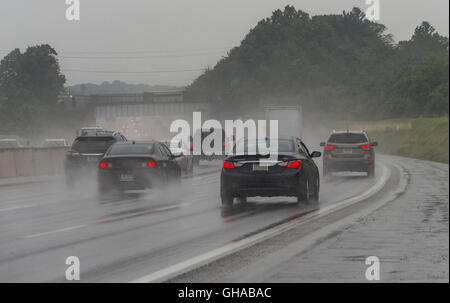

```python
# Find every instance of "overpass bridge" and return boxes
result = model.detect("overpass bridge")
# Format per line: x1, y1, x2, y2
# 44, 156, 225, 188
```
60, 91, 211, 140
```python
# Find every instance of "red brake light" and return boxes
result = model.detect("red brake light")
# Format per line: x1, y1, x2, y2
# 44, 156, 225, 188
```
223, 161, 243, 169
99, 160, 113, 169
141, 158, 156, 168
325, 145, 336, 150
359, 144, 371, 150
279, 160, 302, 169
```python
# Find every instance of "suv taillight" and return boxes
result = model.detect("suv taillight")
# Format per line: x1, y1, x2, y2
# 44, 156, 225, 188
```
359, 144, 371, 150
99, 159, 113, 169
325, 145, 336, 150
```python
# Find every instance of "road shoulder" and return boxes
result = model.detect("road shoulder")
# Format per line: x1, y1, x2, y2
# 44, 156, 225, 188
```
259, 157, 449, 282
170, 157, 449, 282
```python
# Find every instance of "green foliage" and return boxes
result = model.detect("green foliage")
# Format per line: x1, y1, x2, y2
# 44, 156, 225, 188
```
0, 44, 66, 136
395, 54, 449, 117
370, 117, 449, 163
187, 6, 449, 120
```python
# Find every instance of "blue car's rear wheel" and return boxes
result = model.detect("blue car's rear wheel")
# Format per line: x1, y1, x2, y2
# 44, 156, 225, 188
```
298, 178, 319, 204
221, 191, 234, 207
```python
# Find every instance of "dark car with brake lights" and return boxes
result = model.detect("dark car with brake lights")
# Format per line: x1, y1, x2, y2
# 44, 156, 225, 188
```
320, 130, 378, 177
97, 141, 182, 194
220, 137, 321, 207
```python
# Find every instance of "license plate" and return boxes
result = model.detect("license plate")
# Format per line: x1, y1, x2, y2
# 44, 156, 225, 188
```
87, 156, 98, 162
342, 149, 353, 154
120, 174, 134, 182
253, 164, 268, 172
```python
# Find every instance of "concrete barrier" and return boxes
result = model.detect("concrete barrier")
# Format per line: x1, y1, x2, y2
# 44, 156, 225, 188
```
0, 147, 67, 179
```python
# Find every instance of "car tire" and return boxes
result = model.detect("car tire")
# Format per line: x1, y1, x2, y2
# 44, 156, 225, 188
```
323, 166, 328, 177
221, 191, 234, 207
367, 164, 375, 178
98, 184, 109, 195
297, 178, 310, 204
310, 177, 319, 204
236, 196, 247, 204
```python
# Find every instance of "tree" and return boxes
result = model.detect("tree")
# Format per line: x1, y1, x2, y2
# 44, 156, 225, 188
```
396, 54, 449, 117
0, 44, 66, 135
397, 21, 449, 69
186, 6, 449, 120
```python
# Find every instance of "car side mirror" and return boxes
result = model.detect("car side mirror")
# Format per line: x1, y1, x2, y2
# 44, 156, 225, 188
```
310, 151, 322, 158
371, 141, 378, 147
319, 142, 326, 147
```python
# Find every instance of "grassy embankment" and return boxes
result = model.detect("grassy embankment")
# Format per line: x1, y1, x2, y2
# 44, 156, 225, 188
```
335, 117, 449, 163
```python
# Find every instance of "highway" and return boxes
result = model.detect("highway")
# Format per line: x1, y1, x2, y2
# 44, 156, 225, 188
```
0, 155, 447, 282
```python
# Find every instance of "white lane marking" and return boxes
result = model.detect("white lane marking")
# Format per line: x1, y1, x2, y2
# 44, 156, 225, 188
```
149, 203, 192, 213
0, 204, 34, 213
25, 225, 87, 239
153, 202, 192, 212
23, 202, 192, 238
130, 164, 391, 283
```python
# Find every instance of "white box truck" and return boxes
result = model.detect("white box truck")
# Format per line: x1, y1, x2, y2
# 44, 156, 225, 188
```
265, 106, 303, 139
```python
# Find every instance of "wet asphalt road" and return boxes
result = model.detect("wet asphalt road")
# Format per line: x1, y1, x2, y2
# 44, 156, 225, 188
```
0, 156, 446, 282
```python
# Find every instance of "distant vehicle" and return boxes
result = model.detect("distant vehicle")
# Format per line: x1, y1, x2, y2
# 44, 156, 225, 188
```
98, 141, 181, 194
192, 128, 227, 165
41, 139, 68, 148
220, 137, 321, 207
0, 139, 21, 148
76, 127, 105, 137
160, 139, 194, 175
65, 129, 127, 187
265, 106, 303, 139
320, 130, 378, 178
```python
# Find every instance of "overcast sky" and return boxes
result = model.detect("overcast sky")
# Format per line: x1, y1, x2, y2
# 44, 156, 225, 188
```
0, 0, 448, 86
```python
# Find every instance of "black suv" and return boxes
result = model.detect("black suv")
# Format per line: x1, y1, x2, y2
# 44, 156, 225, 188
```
65, 129, 127, 186
320, 130, 378, 177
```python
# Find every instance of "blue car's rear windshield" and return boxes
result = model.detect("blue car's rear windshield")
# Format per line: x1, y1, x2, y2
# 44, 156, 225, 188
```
108, 143, 155, 155
234, 139, 294, 154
